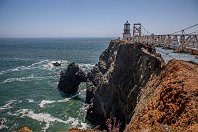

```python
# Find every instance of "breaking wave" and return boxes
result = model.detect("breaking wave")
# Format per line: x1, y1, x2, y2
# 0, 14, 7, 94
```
0, 60, 47, 75
1, 74, 45, 84
27, 99, 35, 103
0, 100, 16, 111
17, 109, 88, 132
39, 100, 56, 108
0, 60, 68, 75
79, 63, 95, 72
0, 118, 7, 130
38, 95, 77, 108
0, 59, 94, 76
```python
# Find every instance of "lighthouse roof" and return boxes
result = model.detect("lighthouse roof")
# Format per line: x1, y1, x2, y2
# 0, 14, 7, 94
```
125, 21, 130, 25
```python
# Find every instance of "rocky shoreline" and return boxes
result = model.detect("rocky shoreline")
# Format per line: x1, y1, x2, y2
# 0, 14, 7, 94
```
59, 40, 198, 131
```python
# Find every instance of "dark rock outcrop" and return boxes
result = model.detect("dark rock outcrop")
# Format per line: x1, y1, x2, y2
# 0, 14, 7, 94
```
52, 62, 61, 66
85, 40, 164, 130
58, 62, 87, 94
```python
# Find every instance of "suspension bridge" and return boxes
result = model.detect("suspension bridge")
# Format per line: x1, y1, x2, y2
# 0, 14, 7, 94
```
122, 22, 198, 55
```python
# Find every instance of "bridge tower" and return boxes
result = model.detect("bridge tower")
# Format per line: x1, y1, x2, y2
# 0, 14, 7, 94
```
123, 21, 131, 40
133, 23, 141, 36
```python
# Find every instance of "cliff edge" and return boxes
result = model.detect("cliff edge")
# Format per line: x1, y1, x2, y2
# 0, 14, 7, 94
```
85, 40, 164, 130
64, 40, 198, 131
125, 59, 198, 131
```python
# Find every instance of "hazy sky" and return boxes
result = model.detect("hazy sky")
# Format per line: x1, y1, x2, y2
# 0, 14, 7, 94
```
0, 0, 198, 38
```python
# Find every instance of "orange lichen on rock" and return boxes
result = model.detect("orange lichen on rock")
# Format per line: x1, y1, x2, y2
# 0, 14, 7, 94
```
125, 59, 198, 132
16, 127, 32, 132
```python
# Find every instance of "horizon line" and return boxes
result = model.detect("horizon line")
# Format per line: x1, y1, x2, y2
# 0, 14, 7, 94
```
0, 36, 117, 39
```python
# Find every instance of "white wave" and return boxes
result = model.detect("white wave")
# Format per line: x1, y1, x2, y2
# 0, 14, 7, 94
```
27, 99, 35, 103
0, 63, 42, 75
42, 60, 68, 70
79, 121, 88, 129
1, 74, 45, 84
10, 57, 34, 61
0, 60, 50, 75
0, 66, 29, 75
0, 100, 16, 111
0, 118, 8, 130
0, 60, 92, 75
39, 100, 55, 108
30, 60, 49, 67
80, 104, 89, 113
17, 109, 79, 132
39, 98, 70, 108
71, 119, 79, 127
57, 98, 70, 103
79, 63, 95, 72
0, 67, 19, 75
38, 94, 78, 108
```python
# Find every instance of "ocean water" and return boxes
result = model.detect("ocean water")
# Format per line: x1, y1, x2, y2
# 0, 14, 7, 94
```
0, 38, 111, 131
156, 47, 198, 64
0, 38, 197, 132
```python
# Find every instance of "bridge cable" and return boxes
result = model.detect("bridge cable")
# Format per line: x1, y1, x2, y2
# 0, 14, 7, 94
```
141, 25, 153, 35
171, 24, 198, 34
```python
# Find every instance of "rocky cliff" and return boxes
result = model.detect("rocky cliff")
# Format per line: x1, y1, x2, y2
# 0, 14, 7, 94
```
125, 59, 198, 131
85, 40, 164, 130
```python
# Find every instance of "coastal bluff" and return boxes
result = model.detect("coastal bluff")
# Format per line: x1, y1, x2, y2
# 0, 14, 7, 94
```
85, 40, 164, 130
84, 40, 198, 131
65, 40, 198, 131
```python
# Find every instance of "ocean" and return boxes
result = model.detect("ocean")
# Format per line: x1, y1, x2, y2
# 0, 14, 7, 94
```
0, 38, 111, 131
0, 38, 197, 132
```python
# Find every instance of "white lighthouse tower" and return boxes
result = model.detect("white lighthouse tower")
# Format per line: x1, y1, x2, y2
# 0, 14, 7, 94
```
123, 21, 131, 40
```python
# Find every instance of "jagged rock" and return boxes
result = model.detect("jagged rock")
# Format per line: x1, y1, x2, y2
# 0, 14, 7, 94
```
58, 62, 87, 94
85, 40, 164, 130
85, 83, 96, 104
52, 62, 61, 66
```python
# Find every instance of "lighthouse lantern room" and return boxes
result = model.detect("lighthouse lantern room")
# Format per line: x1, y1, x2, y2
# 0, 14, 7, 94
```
123, 21, 131, 40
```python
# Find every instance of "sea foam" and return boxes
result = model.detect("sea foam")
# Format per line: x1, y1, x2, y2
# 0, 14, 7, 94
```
1, 74, 45, 84
42, 60, 68, 71
0, 60, 51, 75
0, 100, 16, 111
39, 100, 56, 108
0, 118, 7, 130
79, 63, 95, 72
27, 99, 35, 103
17, 109, 80, 132
38, 97, 71, 108
0, 60, 94, 75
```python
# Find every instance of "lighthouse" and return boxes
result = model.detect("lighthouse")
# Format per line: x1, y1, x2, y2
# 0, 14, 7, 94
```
123, 21, 131, 40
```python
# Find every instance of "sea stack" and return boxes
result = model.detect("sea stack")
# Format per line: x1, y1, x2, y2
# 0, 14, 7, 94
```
58, 62, 87, 94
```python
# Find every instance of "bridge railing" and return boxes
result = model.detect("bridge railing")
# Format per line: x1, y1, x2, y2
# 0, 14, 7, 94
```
129, 34, 198, 54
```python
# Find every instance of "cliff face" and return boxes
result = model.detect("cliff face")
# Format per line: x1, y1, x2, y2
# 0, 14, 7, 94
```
125, 59, 198, 132
86, 40, 164, 130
